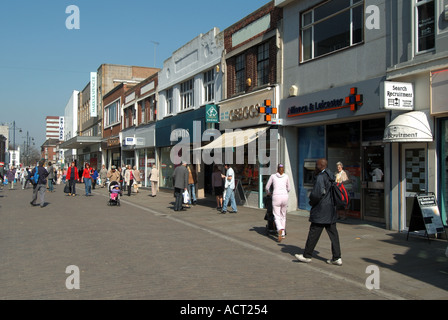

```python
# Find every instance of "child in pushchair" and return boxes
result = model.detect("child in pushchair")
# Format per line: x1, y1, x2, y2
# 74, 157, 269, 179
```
263, 194, 276, 235
108, 181, 122, 206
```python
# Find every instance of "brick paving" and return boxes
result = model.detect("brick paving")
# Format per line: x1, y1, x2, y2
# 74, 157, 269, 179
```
0, 183, 447, 302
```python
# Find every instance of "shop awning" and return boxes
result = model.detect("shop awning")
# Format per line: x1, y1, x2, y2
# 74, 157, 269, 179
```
59, 136, 102, 149
383, 111, 433, 143
199, 126, 269, 150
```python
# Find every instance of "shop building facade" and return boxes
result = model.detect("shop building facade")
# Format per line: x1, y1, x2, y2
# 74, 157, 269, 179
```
277, 0, 448, 231
157, 27, 224, 197
120, 73, 159, 188
213, 1, 283, 208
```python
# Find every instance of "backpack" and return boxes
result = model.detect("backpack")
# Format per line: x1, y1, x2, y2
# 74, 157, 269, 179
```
325, 171, 349, 208
30, 166, 40, 185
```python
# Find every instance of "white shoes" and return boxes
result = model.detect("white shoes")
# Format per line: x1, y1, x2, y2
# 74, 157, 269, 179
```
295, 254, 343, 266
295, 254, 312, 263
326, 258, 343, 266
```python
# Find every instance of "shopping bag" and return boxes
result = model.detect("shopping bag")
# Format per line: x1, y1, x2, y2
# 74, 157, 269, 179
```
183, 190, 190, 204
4, 178, 8, 185
64, 181, 70, 194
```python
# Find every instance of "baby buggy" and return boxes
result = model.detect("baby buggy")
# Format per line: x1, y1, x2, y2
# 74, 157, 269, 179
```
108, 181, 122, 206
263, 194, 276, 235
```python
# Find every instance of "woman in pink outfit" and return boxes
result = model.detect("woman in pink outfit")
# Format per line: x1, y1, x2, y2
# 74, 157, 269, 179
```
265, 164, 291, 242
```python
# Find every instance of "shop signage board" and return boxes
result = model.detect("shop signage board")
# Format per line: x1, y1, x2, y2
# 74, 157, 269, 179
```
383, 81, 414, 110
90, 72, 98, 117
205, 104, 219, 123
407, 193, 447, 242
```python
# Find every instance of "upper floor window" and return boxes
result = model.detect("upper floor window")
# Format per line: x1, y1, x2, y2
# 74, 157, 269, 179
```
235, 54, 246, 93
180, 78, 194, 110
204, 69, 215, 103
166, 88, 173, 115
301, 0, 364, 62
257, 42, 270, 86
415, 0, 435, 53
105, 100, 120, 127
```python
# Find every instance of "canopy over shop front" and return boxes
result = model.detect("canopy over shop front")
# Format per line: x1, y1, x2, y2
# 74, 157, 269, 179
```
199, 126, 269, 150
383, 111, 433, 143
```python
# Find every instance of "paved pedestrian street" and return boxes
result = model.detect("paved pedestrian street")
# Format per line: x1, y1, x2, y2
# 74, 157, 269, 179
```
1, 185, 447, 305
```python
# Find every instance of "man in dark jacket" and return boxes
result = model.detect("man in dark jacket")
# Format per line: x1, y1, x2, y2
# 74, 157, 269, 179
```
30, 160, 49, 208
172, 161, 188, 211
295, 158, 342, 266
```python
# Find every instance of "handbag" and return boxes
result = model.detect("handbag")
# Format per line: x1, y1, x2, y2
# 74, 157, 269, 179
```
64, 181, 70, 193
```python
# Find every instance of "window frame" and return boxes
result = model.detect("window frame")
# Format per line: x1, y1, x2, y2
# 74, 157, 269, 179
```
235, 53, 246, 94
300, 0, 364, 63
166, 88, 173, 115
257, 42, 270, 86
415, 0, 435, 54
203, 69, 215, 103
180, 78, 194, 111
104, 99, 121, 128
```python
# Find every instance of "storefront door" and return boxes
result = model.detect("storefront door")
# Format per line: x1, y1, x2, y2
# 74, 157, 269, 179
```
402, 144, 427, 229
362, 143, 385, 222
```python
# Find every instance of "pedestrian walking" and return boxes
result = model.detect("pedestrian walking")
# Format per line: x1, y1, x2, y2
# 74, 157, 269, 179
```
65, 161, 80, 196
125, 165, 135, 196
47, 162, 55, 192
6, 166, 16, 190
149, 164, 159, 197
172, 161, 188, 211
99, 164, 108, 188
212, 165, 223, 210
30, 160, 49, 208
24, 167, 32, 188
20, 167, 28, 189
295, 158, 342, 266
92, 167, 98, 190
265, 164, 291, 242
335, 161, 350, 220
132, 166, 141, 194
81, 163, 93, 196
187, 164, 198, 205
221, 164, 238, 214
107, 165, 121, 184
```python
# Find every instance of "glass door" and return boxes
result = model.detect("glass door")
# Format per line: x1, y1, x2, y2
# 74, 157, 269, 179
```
362, 143, 385, 222
402, 144, 427, 229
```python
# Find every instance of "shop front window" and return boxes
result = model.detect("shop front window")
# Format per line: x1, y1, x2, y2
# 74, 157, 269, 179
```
440, 119, 448, 226
160, 147, 174, 188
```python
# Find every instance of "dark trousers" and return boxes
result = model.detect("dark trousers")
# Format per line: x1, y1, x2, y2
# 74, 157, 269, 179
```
174, 187, 183, 211
69, 179, 76, 194
303, 222, 341, 260
127, 179, 133, 196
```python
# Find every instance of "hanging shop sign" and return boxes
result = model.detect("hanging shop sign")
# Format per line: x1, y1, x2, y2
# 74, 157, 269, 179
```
383, 81, 414, 110
90, 72, 98, 117
206, 104, 220, 123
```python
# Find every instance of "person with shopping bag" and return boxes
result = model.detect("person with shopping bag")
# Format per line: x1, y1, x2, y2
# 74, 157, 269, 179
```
172, 161, 188, 212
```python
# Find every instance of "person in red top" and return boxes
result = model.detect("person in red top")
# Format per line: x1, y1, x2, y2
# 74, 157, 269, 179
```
81, 163, 93, 196
65, 161, 80, 196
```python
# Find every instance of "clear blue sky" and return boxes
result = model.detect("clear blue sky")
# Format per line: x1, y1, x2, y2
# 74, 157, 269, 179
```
0, 0, 270, 149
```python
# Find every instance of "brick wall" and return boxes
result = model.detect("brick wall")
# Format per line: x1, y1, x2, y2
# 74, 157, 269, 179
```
224, 1, 282, 98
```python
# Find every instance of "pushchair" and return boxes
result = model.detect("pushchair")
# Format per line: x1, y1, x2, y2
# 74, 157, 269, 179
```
263, 194, 276, 236
108, 181, 122, 206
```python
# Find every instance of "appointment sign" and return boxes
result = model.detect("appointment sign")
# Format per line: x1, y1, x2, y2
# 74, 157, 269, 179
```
90, 72, 98, 117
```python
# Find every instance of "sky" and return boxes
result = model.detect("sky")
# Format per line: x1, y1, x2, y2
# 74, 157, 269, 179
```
0, 0, 270, 149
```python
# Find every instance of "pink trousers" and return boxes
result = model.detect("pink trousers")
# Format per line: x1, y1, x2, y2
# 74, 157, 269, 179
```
272, 195, 288, 233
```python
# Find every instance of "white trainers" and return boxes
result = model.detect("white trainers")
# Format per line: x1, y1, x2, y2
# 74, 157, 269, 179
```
326, 258, 342, 266
295, 254, 312, 263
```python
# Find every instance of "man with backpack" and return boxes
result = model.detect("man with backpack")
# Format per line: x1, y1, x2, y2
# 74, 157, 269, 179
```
295, 158, 342, 266
30, 160, 49, 208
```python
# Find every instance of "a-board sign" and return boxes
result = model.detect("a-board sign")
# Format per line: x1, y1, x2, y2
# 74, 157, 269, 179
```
407, 193, 447, 241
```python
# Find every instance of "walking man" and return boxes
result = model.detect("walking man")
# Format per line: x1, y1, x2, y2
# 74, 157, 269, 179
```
30, 160, 49, 208
221, 163, 238, 214
295, 158, 342, 266
149, 164, 159, 197
172, 161, 188, 211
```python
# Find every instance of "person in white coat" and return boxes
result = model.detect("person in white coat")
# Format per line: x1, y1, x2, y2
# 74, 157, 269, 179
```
265, 164, 291, 242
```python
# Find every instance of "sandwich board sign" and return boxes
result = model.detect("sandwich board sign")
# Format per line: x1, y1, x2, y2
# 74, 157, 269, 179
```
407, 193, 447, 242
